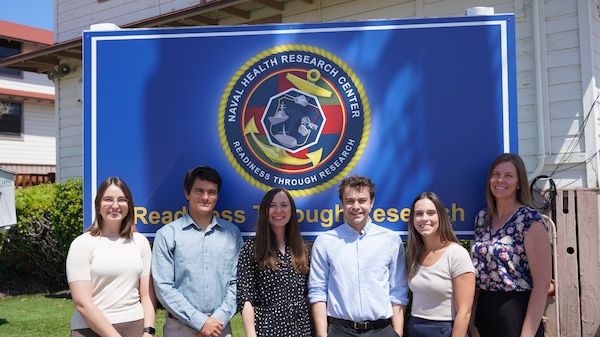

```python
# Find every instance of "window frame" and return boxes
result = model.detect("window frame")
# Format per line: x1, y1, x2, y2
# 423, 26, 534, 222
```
0, 100, 23, 136
0, 39, 23, 77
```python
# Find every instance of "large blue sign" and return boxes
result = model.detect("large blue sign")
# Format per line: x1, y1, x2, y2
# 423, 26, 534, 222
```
83, 15, 517, 239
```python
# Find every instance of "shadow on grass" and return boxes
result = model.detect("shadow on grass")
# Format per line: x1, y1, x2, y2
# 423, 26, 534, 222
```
0, 268, 68, 297
0, 318, 7, 326
45, 291, 71, 300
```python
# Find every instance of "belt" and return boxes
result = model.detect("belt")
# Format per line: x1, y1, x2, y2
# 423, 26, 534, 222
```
327, 316, 391, 330
167, 312, 211, 320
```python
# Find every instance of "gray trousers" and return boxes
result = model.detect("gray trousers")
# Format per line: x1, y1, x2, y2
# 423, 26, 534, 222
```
71, 319, 144, 337
163, 315, 232, 337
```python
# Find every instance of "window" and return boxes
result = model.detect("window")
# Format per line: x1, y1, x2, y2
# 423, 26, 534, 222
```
0, 39, 22, 77
0, 101, 22, 135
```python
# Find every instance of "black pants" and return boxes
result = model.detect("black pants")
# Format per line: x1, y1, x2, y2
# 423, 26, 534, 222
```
475, 290, 544, 337
328, 322, 399, 337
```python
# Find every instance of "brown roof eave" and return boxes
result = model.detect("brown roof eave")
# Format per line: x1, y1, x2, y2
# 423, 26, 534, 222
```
122, 0, 251, 28
0, 38, 82, 73
0, 0, 290, 74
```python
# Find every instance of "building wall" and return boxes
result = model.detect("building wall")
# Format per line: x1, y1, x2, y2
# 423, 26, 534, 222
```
54, 0, 599, 191
542, 0, 588, 186
0, 36, 56, 174
55, 73, 82, 180
594, 0, 600, 82
1, 38, 56, 90
57, 0, 192, 42
0, 75, 54, 95
586, 0, 600, 189
0, 100, 56, 165
0, 164, 55, 175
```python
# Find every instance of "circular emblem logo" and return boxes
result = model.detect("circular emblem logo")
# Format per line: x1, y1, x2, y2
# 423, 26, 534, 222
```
219, 44, 370, 196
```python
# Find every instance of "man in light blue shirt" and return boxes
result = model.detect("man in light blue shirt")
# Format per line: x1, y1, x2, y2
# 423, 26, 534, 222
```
309, 175, 409, 337
153, 166, 243, 337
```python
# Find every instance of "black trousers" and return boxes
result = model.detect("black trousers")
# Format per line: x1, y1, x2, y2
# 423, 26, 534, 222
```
328, 322, 399, 337
475, 290, 544, 337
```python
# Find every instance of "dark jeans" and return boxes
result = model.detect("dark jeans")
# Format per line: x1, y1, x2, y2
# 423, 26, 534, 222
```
475, 290, 544, 337
408, 316, 454, 337
328, 322, 399, 337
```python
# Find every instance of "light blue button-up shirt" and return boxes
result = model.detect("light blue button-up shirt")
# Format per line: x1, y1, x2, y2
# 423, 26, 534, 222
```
152, 212, 243, 331
308, 221, 409, 322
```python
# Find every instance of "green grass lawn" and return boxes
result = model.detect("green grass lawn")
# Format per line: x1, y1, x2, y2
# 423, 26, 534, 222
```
0, 293, 245, 337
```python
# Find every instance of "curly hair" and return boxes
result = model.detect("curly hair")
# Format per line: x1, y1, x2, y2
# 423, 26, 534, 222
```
337, 175, 375, 202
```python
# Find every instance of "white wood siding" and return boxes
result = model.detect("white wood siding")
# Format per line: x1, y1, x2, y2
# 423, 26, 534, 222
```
589, 0, 600, 189
0, 101, 55, 165
0, 38, 56, 171
55, 72, 83, 180
56, 0, 201, 42
0, 40, 55, 93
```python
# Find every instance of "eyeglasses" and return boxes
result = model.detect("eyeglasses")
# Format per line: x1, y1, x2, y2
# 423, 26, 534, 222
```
101, 197, 128, 205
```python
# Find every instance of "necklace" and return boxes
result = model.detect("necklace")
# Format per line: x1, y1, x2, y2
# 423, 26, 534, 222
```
492, 205, 521, 231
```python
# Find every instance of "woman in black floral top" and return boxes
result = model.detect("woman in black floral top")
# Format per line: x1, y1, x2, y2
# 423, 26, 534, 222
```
237, 187, 312, 337
468, 153, 552, 337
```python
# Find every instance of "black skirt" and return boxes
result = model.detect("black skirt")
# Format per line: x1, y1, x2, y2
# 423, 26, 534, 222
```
475, 290, 544, 337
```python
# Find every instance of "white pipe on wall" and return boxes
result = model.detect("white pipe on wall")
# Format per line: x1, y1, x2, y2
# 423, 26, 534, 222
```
542, 215, 560, 336
529, 0, 548, 180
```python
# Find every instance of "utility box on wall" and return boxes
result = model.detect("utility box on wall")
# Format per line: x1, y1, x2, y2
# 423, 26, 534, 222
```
0, 167, 17, 230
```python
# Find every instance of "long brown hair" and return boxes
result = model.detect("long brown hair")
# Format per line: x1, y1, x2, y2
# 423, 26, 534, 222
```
254, 187, 309, 274
485, 153, 533, 223
407, 192, 460, 279
87, 177, 136, 238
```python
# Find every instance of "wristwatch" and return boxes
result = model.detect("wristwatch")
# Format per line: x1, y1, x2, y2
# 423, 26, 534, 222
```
143, 327, 156, 336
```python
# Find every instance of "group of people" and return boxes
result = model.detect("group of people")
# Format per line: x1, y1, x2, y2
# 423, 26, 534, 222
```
65, 153, 552, 337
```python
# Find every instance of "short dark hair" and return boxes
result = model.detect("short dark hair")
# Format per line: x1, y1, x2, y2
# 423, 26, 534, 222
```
337, 175, 375, 202
183, 166, 222, 194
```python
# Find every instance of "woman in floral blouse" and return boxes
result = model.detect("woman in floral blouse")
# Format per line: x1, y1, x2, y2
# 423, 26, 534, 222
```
468, 153, 552, 337
237, 187, 312, 337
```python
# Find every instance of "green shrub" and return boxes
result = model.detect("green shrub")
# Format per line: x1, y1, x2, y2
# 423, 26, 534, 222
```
51, 178, 84, 267
0, 178, 82, 289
